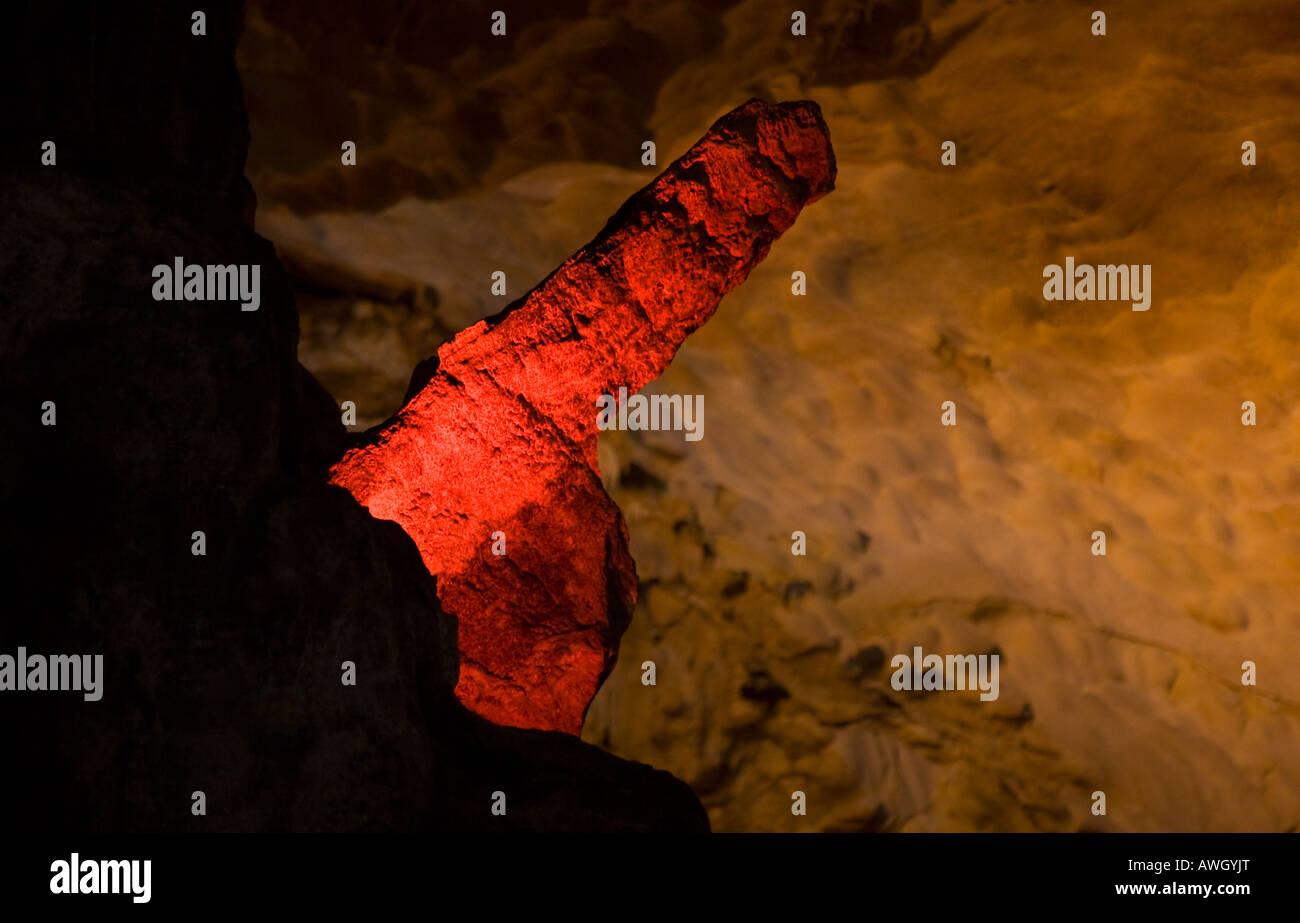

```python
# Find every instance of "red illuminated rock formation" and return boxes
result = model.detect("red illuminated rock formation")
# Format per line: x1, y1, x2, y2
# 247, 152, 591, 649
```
329, 99, 835, 733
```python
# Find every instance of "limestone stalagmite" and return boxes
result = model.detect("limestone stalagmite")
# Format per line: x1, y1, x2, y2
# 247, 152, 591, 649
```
329, 99, 836, 733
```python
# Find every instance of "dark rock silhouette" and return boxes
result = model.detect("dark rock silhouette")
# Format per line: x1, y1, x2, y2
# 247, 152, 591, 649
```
0, 1, 705, 832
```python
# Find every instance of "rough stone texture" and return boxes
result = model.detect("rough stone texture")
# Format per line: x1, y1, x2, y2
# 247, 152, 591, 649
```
0, 1, 707, 833
240, 0, 932, 433
236, 0, 911, 214
330, 100, 836, 733
247, 0, 1300, 832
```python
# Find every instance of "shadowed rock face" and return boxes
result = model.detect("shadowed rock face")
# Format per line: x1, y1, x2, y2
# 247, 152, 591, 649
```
236, 0, 897, 213
0, 1, 706, 832
330, 100, 836, 733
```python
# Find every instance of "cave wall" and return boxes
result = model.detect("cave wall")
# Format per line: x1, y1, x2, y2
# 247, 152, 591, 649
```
0, 1, 706, 832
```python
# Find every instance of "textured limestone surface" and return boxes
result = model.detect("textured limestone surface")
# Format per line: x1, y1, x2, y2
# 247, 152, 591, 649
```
329, 100, 835, 733
243, 0, 1300, 831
